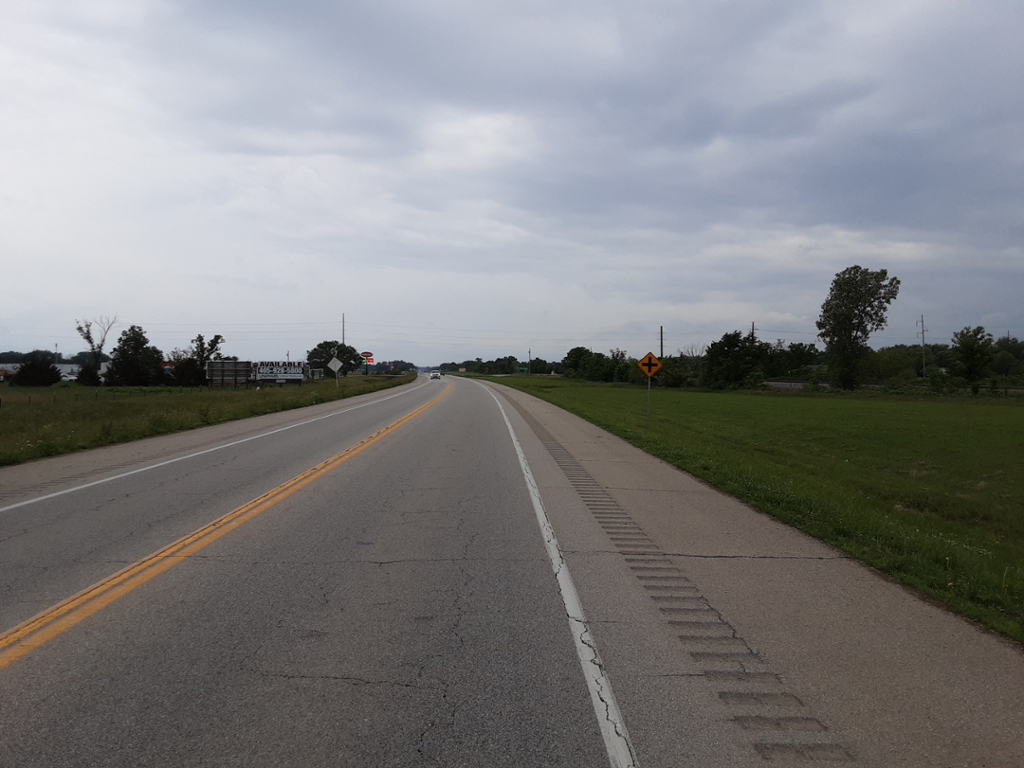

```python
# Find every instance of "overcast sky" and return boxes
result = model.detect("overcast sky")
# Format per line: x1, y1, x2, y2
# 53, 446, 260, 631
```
2, 1, 1021, 366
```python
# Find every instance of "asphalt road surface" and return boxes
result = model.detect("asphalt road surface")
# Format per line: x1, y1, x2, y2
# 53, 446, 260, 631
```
1, 375, 1021, 767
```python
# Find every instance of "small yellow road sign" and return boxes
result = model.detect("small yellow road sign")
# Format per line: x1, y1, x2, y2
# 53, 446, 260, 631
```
638, 352, 662, 377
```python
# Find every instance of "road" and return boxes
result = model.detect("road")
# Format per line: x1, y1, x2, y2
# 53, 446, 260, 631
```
0, 375, 1021, 767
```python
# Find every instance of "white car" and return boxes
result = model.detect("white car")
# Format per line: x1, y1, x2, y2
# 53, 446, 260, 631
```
429, 370, 441, 379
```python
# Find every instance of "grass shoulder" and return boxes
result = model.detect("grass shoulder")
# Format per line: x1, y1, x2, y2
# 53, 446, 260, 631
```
0, 374, 417, 467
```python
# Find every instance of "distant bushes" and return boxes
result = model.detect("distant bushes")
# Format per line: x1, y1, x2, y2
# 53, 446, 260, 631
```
11, 353, 62, 387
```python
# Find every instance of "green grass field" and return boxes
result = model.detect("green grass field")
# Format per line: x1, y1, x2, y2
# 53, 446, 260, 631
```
0, 374, 416, 467
495, 377, 1024, 644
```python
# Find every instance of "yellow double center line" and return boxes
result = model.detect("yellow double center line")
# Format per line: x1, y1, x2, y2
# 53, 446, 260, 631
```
0, 381, 452, 671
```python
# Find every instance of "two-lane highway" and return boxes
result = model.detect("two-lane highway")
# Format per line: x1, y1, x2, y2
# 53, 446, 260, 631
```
2, 374, 1023, 767
0, 376, 617, 767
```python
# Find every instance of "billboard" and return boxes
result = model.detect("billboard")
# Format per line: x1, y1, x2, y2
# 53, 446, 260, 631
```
206, 360, 253, 386
253, 361, 306, 381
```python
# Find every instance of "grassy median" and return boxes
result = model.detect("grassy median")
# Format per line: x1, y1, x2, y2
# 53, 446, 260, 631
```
0, 374, 416, 467
495, 377, 1024, 644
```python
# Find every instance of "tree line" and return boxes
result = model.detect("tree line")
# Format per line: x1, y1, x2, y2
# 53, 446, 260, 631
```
438, 357, 561, 375
6, 269, 1019, 391
4, 323, 415, 387
433, 265, 1020, 393
5, 319, 238, 387
556, 329, 1022, 391
558, 266, 1023, 391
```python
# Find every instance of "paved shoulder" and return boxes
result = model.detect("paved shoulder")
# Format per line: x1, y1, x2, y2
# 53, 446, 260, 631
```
492, 382, 1024, 768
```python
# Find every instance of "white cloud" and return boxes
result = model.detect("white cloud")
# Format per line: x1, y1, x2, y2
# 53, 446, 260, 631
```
413, 109, 538, 173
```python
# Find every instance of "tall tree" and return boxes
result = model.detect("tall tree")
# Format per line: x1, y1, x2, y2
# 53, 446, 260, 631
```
528, 357, 551, 374
191, 334, 225, 368
105, 325, 165, 386
992, 335, 1023, 376
307, 340, 362, 377
951, 326, 994, 381
173, 333, 226, 386
562, 347, 593, 378
816, 266, 901, 389
701, 330, 772, 388
75, 316, 118, 386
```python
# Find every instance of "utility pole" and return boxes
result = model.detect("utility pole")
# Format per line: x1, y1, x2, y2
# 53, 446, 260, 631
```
917, 316, 928, 377
660, 326, 664, 358
342, 313, 346, 346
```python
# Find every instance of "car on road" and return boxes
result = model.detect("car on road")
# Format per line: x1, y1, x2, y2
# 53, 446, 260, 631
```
430, 370, 441, 379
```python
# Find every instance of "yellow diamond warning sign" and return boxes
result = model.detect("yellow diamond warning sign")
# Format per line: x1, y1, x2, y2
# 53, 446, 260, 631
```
638, 352, 662, 378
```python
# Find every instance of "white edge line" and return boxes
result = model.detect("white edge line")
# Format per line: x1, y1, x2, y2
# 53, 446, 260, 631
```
480, 382, 639, 768
0, 380, 430, 515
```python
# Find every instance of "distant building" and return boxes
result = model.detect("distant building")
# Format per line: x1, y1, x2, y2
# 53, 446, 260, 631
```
56, 364, 81, 380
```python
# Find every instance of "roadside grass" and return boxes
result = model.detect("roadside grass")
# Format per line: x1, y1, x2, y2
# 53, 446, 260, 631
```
0, 374, 416, 467
495, 377, 1024, 644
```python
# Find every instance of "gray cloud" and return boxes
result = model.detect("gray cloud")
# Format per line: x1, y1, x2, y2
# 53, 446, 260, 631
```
1, 1, 1021, 365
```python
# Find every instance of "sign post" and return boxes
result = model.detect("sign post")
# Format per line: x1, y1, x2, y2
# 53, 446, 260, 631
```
638, 352, 662, 428
360, 351, 373, 376
327, 357, 342, 388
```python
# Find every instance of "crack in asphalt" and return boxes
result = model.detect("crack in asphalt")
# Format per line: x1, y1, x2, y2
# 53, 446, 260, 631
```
658, 673, 706, 679
413, 512, 473, 764
0, 528, 30, 546
164, 555, 530, 565
575, 619, 633, 747
660, 551, 849, 561
312, 567, 334, 608
255, 670, 443, 689
483, 384, 640, 768
548, 526, 638, 764
562, 548, 848, 561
